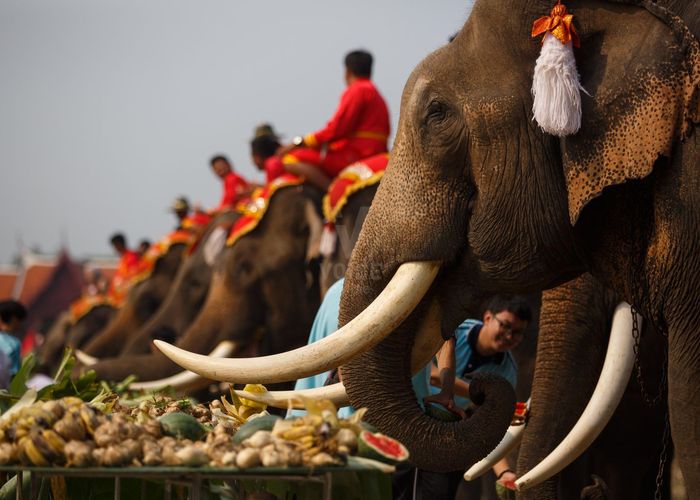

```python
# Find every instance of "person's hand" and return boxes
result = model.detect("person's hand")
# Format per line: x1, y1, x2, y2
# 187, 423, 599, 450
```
276, 143, 297, 157
423, 392, 466, 419
496, 469, 517, 490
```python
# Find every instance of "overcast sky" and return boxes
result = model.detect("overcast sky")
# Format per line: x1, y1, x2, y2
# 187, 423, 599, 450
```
0, 0, 472, 264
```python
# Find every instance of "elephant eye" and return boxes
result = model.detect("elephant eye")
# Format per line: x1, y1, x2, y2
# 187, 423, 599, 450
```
426, 99, 447, 122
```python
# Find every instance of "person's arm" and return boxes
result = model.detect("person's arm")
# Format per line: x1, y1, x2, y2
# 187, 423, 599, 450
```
493, 457, 516, 488
429, 360, 471, 398
276, 86, 364, 158
310, 85, 364, 145
422, 337, 465, 418
284, 163, 331, 191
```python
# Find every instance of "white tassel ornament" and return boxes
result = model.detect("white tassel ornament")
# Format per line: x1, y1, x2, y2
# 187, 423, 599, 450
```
531, 2, 584, 137
319, 224, 337, 258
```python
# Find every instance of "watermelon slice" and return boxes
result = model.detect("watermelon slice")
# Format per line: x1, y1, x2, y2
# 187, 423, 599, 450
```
357, 431, 410, 464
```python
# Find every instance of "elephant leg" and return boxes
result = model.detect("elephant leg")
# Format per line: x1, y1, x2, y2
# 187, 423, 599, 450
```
668, 327, 700, 498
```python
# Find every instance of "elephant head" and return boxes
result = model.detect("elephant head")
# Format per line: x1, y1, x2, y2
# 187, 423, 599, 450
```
89, 185, 324, 384
332, 0, 699, 474
80, 240, 190, 357
38, 304, 116, 372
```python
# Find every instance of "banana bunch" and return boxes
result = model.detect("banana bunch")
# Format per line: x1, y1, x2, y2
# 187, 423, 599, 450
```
271, 414, 342, 466
0, 397, 104, 466
221, 385, 269, 424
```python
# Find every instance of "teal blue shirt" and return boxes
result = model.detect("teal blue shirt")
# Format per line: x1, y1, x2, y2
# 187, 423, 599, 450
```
0, 332, 21, 376
428, 319, 517, 409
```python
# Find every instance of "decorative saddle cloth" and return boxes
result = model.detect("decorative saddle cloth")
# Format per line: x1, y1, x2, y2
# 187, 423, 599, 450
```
319, 153, 389, 256
226, 174, 304, 248
130, 229, 195, 286
69, 294, 114, 325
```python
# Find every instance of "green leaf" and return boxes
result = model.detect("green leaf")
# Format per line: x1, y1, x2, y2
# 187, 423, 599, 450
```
52, 347, 74, 381
9, 354, 36, 397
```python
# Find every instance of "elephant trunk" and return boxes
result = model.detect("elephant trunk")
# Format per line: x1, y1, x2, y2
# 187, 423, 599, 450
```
81, 301, 141, 357
516, 274, 613, 500
343, 315, 515, 471
91, 273, 234, 382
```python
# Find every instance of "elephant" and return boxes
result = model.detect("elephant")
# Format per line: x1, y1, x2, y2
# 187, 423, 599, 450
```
80, 235, 193, 358
107, 211, 239, 357
38, 304, 115, 371
88, 184, 325, 385
325, 0, 700, 487
516, 273, 669, 500
319, 185, 377, 295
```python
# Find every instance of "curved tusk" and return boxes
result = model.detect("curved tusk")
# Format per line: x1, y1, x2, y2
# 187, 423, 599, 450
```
155, 261, 440, 384
516, 302, 636, 491
75, 350, 98, 366
237, 299, 444, 409
130, 341, 238, 391
235, 384, 349, 409
464, 399, 531, 481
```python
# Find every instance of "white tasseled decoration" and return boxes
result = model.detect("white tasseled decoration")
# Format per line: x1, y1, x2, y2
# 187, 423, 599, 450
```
531, 32, 584, 137
319, 224, 337, 258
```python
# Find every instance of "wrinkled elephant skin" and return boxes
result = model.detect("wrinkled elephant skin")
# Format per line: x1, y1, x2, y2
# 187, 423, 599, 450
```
517, 273, 668, 499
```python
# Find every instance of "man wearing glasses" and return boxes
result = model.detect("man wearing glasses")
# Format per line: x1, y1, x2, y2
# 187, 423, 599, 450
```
421, 295, 532, 499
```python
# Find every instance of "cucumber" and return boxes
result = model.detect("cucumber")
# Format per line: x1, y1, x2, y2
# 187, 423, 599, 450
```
232, 415, 281, 445
158, 412, 208, 441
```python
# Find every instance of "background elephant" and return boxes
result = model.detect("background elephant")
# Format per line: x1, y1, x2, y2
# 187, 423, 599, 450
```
38, 304, 115, 371
319, 185, 377, 295
116, 211, 239, 357
516, 273, 669, 500
80, 237, 192, 357
334, 0, 700, 492
89, 185, 324, 384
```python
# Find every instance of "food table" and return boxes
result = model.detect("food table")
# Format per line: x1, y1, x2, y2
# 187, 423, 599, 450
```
0, 456, 394, 500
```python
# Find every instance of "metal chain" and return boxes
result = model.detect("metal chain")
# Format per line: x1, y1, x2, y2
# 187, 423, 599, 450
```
654, 412, 671, 500
630, 306, 670, 499
630, 306, 668, 407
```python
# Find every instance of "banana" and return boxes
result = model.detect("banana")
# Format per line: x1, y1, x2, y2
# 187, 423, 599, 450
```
296, 435, 315, 446
31, 432, 60, 464
282, 426, 315, 440
42, 429, 66, 456
79, 406, 98, 435
21, 437, 49, 466
60, 397, 84, 409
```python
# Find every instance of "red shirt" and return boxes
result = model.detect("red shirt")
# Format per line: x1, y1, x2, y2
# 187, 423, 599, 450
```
117, 250, 141, 277
306, 78, 390, 158
217, 171, 248, 210
264, 156, 286, 184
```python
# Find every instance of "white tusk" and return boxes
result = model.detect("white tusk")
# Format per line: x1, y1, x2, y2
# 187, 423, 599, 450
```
130, 341, 237, 391
235, 384, 349, 409
75, 350, 98, 366
237, 299, 444, 409
155, 261, 440, 384
516, 302, 636, 491
464, 399, 531, 481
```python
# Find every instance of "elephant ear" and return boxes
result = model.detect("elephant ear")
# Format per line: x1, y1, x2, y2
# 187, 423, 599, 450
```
562, 7, 700, 225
